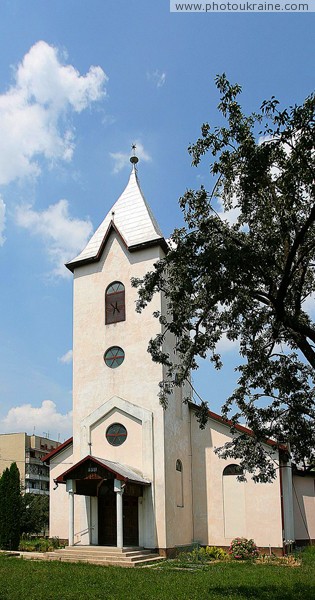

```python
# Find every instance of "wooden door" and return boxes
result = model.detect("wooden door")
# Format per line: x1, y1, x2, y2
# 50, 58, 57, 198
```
123, 495, 139, 546
98, 488, 116, 546
98, 489, 139, 546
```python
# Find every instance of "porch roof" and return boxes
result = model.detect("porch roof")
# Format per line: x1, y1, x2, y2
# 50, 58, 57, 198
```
55, 454, 151, 486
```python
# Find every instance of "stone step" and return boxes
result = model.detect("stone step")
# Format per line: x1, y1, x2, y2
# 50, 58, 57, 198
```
47, 552, 157, 562
55, 548, 152, 558
20, 546, 165, 567
48, 553, 161, 562
49, 552, 151, 560
41, 552, 164, 567
131, 556, 165, 566
62, 546, 143, 553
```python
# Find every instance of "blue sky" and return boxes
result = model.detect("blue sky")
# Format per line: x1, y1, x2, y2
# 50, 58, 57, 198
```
0, 0, 313, 441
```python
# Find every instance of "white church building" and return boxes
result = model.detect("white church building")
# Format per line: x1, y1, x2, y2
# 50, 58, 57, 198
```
44, 156, 315, 555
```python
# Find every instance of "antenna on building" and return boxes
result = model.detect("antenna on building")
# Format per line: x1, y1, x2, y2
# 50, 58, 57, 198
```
130, 143, 139, 169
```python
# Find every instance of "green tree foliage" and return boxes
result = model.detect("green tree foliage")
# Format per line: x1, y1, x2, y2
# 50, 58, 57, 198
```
20, 493, 49, 536
133, 76, 315, 481
0, 463, 22, 549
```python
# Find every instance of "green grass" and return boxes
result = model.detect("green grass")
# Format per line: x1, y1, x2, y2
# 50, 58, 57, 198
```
0, 549, 314, 600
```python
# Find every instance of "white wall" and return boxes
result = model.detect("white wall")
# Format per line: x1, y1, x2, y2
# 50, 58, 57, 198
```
69, 233, 170, 548
293, 474, 315, 542
49, 444, 74, 540
190, 413, 284, 549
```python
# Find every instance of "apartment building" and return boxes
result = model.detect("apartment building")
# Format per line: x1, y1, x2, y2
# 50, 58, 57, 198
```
0, 433, 60, 495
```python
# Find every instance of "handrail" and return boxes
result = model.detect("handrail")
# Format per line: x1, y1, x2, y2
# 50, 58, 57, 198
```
74, 525, 95, 536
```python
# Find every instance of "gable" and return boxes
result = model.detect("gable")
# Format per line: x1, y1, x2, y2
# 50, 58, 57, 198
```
80, 396, 154, 480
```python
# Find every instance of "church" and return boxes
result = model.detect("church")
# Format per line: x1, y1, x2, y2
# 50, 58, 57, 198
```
44, 155, 315, 555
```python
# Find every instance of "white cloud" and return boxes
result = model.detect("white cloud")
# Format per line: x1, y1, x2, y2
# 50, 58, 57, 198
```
216, 196, 241, 225
147, 70, 166, 88
0, 40, 107, 185
0, 400, 72, 441
302, 292, 315, 320
216, 333, 239, 354
193, 320, 239, 355
15, 199, 93, 277
59, 349, 73, 364
110, 141, 152, 174
0, 196, 6, 246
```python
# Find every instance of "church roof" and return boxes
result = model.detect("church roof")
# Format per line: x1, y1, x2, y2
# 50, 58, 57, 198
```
66, 165, 166, 272
189, 402, 288, 451
55, 454, 151, 486
41, 437, 73, 464
94, 457, 151, 485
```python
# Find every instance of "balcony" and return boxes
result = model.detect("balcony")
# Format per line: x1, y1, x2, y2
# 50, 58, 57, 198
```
24, 487, 49, 496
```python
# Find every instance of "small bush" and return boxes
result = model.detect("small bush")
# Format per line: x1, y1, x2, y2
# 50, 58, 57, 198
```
18, 536, 64, 553
205, 546, 227, 560
229, 537, 259, 560
178, 545, 227, 564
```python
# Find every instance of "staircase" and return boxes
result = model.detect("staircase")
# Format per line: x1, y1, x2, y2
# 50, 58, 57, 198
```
24, 546, 164, 567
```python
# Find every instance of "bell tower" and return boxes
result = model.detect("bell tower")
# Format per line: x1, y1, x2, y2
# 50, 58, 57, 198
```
49, 153, 193, 551
66, 154, 168, 447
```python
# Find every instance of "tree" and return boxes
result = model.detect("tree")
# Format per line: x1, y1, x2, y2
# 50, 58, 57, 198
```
20, 493, 49, 536
133, 75, 315, 481
0, 463, 22, 549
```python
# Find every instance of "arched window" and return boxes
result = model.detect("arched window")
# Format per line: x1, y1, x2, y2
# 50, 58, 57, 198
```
223, 464, 244, 477
105, 281, 125, 324
222, 464, 246, 538
176, 459, 182, 472
176, 459, 184, 507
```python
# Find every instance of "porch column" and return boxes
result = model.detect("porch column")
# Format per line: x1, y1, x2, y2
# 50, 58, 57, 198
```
114, 479, 124, 549
66, 480, 76, 546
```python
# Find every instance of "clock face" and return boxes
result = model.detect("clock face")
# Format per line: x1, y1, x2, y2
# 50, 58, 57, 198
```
106, 423, 127, 446
104, 346, 125, 368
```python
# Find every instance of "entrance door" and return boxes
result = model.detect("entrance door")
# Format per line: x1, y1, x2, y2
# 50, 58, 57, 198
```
123, 495, 139, 546
98, 486, 116, 546
98, 485, 139, 546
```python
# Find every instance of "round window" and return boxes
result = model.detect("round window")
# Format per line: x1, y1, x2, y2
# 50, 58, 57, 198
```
104, 346, 125, 368
106, 423, 127, 446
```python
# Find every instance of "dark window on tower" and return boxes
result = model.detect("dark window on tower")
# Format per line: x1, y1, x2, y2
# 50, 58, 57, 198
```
176, 459, 184, 507
105, 281, 125, 324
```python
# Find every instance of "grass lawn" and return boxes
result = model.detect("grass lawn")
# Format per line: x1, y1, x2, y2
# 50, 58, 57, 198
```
0, 549, 314, 600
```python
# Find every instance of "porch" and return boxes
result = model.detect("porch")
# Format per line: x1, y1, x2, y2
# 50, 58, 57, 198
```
55, 455, 152, 549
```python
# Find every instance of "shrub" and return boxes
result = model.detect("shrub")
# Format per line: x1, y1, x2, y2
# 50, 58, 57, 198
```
18, 536, 64, 553
229, 537, 259, 560
205, 546, 227, 560
178, 545, 227, 564
0, 463, 22, 550
20, 494, 49, 536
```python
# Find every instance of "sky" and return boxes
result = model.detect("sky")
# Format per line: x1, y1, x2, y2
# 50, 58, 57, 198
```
0, 0, 313, 442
